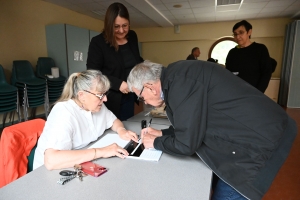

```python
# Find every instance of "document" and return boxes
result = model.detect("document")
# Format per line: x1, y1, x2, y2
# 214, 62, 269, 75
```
88, 134, 129, 149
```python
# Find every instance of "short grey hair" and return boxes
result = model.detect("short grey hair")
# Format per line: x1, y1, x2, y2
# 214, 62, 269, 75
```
127, 60, 163, 91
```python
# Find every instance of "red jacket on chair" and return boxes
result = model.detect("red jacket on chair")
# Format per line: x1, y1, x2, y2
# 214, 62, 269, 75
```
0, 119, 45, 188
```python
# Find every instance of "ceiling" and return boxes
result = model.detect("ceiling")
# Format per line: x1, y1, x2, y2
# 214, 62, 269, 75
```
43, 0, 300, 28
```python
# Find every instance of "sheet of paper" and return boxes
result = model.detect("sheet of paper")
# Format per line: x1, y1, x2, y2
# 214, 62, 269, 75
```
139, 149, 162, 161
88, 134, 130, 149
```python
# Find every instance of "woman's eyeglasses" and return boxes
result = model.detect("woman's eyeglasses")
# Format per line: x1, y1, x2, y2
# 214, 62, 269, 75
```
84, 90, 108, 100
114, 24, 129, 31
137, 86, 145, 102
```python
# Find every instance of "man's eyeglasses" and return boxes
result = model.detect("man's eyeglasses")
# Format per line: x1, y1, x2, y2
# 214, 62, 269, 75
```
84, 90, 108, 100
232, 31, 246, 37
137, 86, 145, 102
114, 24, 129, 31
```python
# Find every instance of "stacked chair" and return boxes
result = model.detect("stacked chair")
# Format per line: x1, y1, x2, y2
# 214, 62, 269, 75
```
0, 65, 21, 128
36, 57, 66, 113
11, 60, 48, 121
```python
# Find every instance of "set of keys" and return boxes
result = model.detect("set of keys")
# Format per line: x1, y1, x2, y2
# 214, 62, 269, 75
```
57, 164, 87, 185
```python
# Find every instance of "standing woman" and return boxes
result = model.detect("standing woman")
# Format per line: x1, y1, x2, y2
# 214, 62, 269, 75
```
87, 2, 143, 120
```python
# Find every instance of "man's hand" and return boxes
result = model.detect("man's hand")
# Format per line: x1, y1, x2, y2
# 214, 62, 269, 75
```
141, 127, 162, 149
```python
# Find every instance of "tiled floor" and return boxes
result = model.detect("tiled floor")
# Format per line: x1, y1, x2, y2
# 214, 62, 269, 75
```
263, 108, 300, 200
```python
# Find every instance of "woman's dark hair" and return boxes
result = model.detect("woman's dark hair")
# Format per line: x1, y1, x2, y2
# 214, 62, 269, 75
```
103, 2, 130, 51
233, 20, 252, 38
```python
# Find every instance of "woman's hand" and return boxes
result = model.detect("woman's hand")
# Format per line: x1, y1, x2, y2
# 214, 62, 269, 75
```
118, 128, 139, 143
99, 143, 129, 159
119, 81, 130, 94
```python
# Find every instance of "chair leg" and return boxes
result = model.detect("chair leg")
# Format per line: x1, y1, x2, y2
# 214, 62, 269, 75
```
2, 112, 7, 129
30, 107, 37, 119
16, 91, 21, 122
44, 84, 49, 118
23, 85, 28, 121
8, 111, 12, 124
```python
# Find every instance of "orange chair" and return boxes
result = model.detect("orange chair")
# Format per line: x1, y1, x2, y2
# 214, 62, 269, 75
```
0, 118, 45, 188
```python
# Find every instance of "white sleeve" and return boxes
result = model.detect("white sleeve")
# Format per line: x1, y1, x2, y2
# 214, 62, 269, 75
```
41, 103, 75, 150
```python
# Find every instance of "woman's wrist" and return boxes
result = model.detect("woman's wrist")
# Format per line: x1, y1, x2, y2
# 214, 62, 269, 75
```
92, 148, 97, 160
116, 127, 126, 134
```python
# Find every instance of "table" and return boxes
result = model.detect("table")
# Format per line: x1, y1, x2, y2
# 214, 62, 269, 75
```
127, 111, 172, 126
0, 121, 212, 200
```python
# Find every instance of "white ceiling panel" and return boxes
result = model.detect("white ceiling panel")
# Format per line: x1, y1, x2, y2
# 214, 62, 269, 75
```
43, 0, 300, 28
237, 8, 261, 14
174, 13, 195, 19
151, 4, 168, 11
266, 0, 296, 7
163, 2, 191, 10
261, 7, 286, 13
177, 18, 197, 23
189, 0, 215, 7
170, 8, 193, 15
192, 6, 216, 14
235, 14, 258, 19
240, 2, 268, 9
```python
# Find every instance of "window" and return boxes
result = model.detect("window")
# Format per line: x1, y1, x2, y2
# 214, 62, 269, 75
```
208, 37, 237, 66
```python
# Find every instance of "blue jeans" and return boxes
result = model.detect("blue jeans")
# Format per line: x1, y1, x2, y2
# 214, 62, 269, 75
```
212, 178, 247, 200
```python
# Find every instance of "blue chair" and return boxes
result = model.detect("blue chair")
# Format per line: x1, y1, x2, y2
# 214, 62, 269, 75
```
0, 64, 21, 128
36, 57, 66, 112
11, 60, 48, 121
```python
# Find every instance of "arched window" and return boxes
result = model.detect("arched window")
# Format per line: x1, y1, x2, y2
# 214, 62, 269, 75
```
208, 37, 237, 66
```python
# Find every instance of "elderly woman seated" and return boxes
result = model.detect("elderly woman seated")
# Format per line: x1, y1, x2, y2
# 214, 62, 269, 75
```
33, 70, 138, 170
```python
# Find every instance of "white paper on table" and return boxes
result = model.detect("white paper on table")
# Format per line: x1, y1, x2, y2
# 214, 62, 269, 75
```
88, 134, 130, 149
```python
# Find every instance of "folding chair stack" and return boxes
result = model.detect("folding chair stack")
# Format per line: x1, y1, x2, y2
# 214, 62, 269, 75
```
36, 57, 66, 112
0, 64, 21, 128
11, 60, 48, 121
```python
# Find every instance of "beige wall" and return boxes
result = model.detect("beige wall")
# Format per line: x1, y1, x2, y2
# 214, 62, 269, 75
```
0, 0, 292, 123
134, 18, 291, 78
0, 0, 103, 80
0, 0, 103, 123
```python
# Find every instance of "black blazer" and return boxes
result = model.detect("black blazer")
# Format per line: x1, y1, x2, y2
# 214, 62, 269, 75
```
186, 54, 196, 60
87, 30, 143, 116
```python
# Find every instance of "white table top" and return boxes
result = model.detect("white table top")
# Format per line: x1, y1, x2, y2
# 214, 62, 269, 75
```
126, 111, 172, 126
0, 121, 212, 200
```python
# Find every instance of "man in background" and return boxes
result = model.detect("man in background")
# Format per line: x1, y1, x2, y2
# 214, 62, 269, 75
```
186, 47, 200, 60
225, 20, 272, 93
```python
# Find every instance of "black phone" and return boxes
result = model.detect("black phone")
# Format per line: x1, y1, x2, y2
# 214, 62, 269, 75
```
124, 140, 145, 157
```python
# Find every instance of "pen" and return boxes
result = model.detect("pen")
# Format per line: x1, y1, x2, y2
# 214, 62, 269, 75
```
147, 118, 152, 134
131, 138, 142, 155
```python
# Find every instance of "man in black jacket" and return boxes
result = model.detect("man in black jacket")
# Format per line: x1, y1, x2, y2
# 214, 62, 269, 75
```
186, 47, 200, 60
127, 60, 297, 200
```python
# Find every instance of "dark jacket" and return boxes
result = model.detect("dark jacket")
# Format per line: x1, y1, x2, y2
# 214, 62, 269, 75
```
154, 60, 297, 199
226, 42, 272, 93
186, 54, 196, 60
86, 30, 143, 116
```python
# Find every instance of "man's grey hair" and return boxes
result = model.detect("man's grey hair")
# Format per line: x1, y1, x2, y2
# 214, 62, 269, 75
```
127, 60, 163, 91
